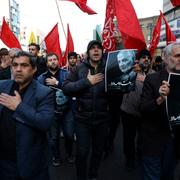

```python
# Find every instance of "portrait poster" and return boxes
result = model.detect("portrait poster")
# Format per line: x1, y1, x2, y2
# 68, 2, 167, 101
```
166, 73, 180, 127
105, 49, 137, 93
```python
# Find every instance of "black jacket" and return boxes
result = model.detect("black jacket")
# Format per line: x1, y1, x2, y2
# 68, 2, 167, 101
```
62, 58, 110, 125
0, 66, 11, 80
140, 69, 172, 155
34, 56, 47, 79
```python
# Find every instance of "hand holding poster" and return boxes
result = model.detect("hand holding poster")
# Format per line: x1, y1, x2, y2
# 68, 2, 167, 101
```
105, 49, 137, 93
167, 73, 180, 127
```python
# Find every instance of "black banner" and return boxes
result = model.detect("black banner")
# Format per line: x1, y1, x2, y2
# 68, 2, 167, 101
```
167, 73, 180, 127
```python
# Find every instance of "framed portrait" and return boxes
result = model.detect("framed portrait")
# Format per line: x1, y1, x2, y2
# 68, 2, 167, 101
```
166, 73, 180, 127
105, 49, 137, 93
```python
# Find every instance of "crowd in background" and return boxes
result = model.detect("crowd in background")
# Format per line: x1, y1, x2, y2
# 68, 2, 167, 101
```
0, 38, 179, 180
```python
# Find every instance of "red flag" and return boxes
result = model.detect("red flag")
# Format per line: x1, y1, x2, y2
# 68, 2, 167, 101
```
170, 0, 180, 7
0, 17, 21, 49
62, 24, 74, 66
149, 12, 163, 56
161, 11, 176, 45
114, 0, 146, 51
102, 0, 116, 52
44, 23, 63, 65
61, 0, 97, 15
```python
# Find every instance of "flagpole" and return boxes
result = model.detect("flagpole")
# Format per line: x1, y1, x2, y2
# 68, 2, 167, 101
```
55, 0, 67, 39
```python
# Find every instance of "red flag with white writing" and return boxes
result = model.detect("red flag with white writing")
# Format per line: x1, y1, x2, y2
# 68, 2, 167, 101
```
62, 24, 74, 66
114, 0, 146, 51
44, 23, 63, 65
61, 0, 97, 15
102, 0, 116, 52
149, 12, 163, 56
170, 0, 180, 7
0, 17, 21, 49
161, 11, 176, 45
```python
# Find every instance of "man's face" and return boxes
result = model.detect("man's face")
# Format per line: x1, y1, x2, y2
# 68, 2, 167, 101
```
88, 44, 103, 62
12, 56, 36, 85
0, 55, 11, 69
68, 56, 77, 67
47, 55, 59, 71
139, 55, 151, 70
117, 51, 133, 73
167, 45, 180, 72
28, 45, 39, 56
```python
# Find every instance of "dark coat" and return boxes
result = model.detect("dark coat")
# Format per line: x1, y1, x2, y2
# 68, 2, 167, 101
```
0, 66, 11, 80
140, 69, 172, 155
34, 56, 47, 79
37, 68, 67, 88
37, 68, 69, 113
62, 58, 110, 125
0, 80, 54, 178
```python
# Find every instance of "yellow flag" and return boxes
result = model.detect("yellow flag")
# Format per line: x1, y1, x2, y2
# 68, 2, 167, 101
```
28, 31, 36, 44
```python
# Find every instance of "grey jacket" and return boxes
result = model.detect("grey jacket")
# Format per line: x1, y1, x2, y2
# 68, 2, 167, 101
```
120, 78, 143, 117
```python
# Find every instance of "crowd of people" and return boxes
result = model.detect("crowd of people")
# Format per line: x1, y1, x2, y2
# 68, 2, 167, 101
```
0, 39, 179, 180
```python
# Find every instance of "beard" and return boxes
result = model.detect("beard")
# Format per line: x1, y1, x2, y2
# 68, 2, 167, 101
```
49, 66, 59, 72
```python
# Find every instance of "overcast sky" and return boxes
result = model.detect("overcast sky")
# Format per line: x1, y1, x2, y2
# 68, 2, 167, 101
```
20, 0, 163, 53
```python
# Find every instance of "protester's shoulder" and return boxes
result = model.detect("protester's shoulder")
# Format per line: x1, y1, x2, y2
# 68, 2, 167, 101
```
35, 80, 53, 94
145, 70, 164, 82
71, 61, 86, 72
0, 66, 10, 73
147, 68, 156, 75
0, 79, 11, 86
38, 71, 48, 77
37, 56, 45, 61
37, 56, 46, 65
103, 52, 108, 60
59, 68, 68, 73
37, 71, 48, 81
0, 80, 13, 91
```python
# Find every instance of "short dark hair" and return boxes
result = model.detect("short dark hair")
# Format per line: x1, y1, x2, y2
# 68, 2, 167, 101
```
155, 56, 163, 63
28, 43, 40, 51
46, 53, 59, 62
68, 52, 77, 60
137, 49, 152, 60
87, 40, 103, 53
13, 51, 37, 68
0, 48, 9, 56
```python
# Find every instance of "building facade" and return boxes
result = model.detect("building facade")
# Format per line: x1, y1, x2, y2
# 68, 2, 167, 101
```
0, 0, 20, 38
139, 16, 159, 46
139, 0, 179, 56
9, 0, 20, 38
159, 0, 180, 47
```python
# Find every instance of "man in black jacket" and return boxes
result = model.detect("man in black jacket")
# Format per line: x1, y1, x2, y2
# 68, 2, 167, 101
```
62, 40, 109, 180
140, 42, 180, 180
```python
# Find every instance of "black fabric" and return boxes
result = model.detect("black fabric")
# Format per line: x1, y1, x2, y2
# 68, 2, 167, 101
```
140, 69, 172, 155
0, 66, 11, 80
0, 82, 30, 161
0, 83, 19, 160
34, 56, 47, 79
43, 69, 60, 87
62, 58, 110, 125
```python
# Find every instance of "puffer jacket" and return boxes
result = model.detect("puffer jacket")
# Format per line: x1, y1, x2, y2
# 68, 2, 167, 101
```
62, 58, 110, 125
